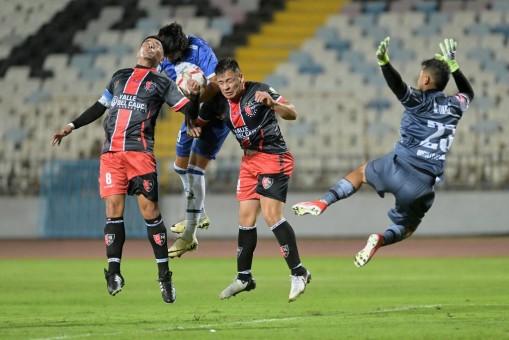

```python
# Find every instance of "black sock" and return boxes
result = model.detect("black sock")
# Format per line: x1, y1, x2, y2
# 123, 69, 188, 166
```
146, 215, 170, 277
104, 217, 125, 273
271, 220, 306, 276
237, 226, 257, 280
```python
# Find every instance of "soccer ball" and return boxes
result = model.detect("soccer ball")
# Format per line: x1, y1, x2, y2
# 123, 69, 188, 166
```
176, 64, 207, 98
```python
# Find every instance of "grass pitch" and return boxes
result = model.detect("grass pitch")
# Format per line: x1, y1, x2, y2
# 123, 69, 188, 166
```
1, 257, 508, 339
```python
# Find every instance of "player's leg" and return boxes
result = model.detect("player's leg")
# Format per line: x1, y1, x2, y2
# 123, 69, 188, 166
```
173, 121, 193, 212
292, 163, 365, 216
258, 175, 311, 302
103, 194, 126, 296
219, 199, 259, 299
219, 155, 260, 299
354, 154, 435, 267
126, 153, 175, 303
254, 152, 310, 302
99, 153, 128, 296
177, 153, 210, 238
172, 120, 229, 234
136, 191, 176, 303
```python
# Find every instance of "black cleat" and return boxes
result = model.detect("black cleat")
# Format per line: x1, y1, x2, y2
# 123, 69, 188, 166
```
159, 270, 176, 304
104, 268, 124, 296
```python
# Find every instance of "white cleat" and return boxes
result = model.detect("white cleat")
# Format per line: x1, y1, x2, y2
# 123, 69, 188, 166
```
354, 234, 384, 267
219, 277, 256, 299
168, 237, 198, 258
170, 215, 211, 233
289, 270, 311, 302
292, 200, 328, 216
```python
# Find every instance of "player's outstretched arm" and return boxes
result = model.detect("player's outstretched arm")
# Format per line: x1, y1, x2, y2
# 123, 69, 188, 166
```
51, 101, 107, 146
376, 36, 407, 100
376, 36, 390, 66
434, 38, 474, 101
434, 38, 459, 72
51, 124, 73, 146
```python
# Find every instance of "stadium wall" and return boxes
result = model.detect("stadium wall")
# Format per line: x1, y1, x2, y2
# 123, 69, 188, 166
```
1, 191, 508, 239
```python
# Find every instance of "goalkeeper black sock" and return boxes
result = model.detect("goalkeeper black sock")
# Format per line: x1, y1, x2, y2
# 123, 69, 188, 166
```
104, 217, 125, 273
236, 226, 257, 278
146, 215, 170, 277
271, 219, 306, 276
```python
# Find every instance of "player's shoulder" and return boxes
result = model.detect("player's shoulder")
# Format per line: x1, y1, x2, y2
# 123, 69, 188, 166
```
149, 69, 172, 84
245, 81, 267, 91
188, 35, 212, 49
111, 67, 134, 78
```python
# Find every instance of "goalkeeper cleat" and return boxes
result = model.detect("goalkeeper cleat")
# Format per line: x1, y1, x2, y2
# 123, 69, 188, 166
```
219, 277, 256, 299
354, 233, 384, 268
292, 200, 328, 216
104, 269, 124, 296
168, 237, 198, 258
170, 215, 211, 233
289, 270, 311, 302
158, 270, 176, 304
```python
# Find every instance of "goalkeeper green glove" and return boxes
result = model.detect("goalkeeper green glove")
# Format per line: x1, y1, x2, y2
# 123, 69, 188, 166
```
435, 38, 459, 72
376, 36, 390, 66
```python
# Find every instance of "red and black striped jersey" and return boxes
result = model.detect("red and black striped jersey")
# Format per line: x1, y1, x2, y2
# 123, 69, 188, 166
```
198, 81, 289, 154
98, 66, 189, 154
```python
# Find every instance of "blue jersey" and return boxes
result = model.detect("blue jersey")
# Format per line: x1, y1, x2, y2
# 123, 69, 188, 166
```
394, 86, 470, 177
158, 35, 217, 82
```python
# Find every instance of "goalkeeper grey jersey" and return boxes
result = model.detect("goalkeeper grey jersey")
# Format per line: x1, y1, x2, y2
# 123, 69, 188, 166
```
394, 86, 470, 177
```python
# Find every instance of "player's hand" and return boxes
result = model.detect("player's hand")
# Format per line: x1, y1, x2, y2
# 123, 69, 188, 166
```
185, 116, 201, 138
186, 79, 201, 95
254, 91, 274, 108
435, 38, 459, 72
376, 36, 390, 66
51, 124, 73, 146
186, 125, 202, 138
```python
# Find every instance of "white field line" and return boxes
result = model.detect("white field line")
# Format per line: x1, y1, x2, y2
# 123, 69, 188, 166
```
32, 303, 509, 340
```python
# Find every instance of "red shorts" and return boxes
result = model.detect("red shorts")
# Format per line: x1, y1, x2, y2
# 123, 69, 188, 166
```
237, 151, 294, 202
99, 151, 156, 198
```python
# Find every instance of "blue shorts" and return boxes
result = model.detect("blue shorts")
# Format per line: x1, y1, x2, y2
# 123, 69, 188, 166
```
365, 152, 436, 228
175, 119, 230, 159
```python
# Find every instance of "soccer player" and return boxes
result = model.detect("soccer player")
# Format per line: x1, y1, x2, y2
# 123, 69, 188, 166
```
293, 37, 474, 267
186, 57, 311, 302
157, 22, 229, 257
51, 36, 202, 303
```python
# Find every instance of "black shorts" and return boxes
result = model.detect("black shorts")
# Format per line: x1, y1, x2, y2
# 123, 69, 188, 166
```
127, 172, 159, 202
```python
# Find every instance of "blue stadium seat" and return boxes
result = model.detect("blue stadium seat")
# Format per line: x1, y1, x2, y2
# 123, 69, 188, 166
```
264, 74, 288, 89
363, 1, 387, 15
413, 0, 438, 15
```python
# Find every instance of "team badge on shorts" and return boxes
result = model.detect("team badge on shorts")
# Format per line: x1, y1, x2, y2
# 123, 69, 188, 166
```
280, 245, 289, 258
105, 234, 115, 246
153, 233, 166, 246
143, 179, 154, 192
262, 176, 273, 189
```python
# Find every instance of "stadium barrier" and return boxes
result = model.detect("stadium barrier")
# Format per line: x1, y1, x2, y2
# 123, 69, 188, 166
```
39, 160, 146, 238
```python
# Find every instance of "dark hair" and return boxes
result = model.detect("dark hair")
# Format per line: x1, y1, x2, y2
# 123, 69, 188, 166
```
421, 58, 450, 90
157, 22, 188, 60
215, 57, 241, 76
141, 35, 168, 56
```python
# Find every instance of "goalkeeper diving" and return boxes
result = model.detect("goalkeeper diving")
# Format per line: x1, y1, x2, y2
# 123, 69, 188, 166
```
292, 37, 474, 267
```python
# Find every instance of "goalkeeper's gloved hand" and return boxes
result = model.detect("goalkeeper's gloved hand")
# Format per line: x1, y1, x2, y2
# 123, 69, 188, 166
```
435, 38, 459, 72
376, 36, 390, 66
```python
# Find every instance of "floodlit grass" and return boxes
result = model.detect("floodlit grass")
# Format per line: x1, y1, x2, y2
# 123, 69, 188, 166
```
1, 257, 508, 339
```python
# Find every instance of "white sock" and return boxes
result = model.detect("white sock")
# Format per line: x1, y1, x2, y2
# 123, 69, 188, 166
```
173, 163, 190, 198
182, 165, 206, 239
